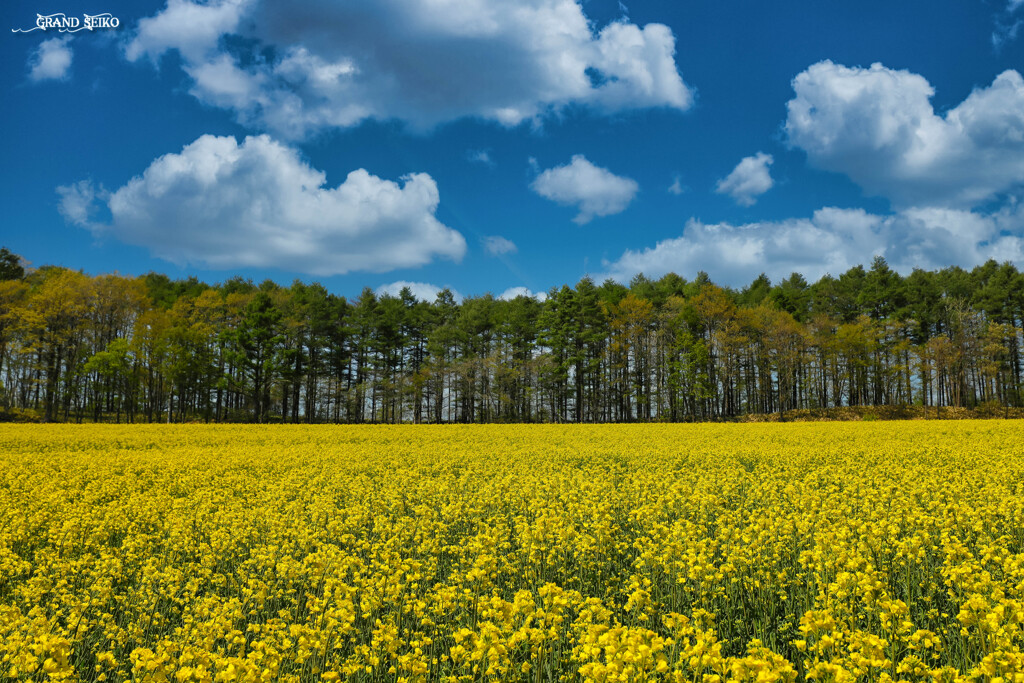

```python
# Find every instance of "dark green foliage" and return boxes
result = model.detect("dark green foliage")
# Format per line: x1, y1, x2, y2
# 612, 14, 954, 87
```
2, 258, 1023, 423
0, 248, 25, 281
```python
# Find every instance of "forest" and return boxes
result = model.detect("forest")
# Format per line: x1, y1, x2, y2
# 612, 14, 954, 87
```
0, 247, 1021, 423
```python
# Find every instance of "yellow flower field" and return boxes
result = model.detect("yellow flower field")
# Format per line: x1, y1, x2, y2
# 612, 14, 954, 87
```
1, 422, 1023, 683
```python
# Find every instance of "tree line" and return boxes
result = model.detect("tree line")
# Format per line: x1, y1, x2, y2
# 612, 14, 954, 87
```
0, 246, 1021, 423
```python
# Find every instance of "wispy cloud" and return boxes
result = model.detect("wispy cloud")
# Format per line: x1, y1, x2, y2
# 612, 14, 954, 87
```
467, 149, 495, 167
483, 235, 517, 256
28, 36, 73, 82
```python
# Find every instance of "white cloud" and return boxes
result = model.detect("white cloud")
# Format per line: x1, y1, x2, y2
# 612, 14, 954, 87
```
599, 205, 1024, 287
376, 281, 462, 303
468, 149, 495, 167
28, 36, 73, 82
993, 20, 1021, 49
483, 236, 517, 256
531, 155, 639, 224
786, 61, 1024, 208
124, 0, 692, 138
715, 152, 774, 206
57, 180, 104, 225
59, 134, 466, 276
601, 209, 875, 286
889, 205, 1024, 271
498, 286, 547, 302
994, 1, 1024, 48
125, 0, 246, 64
668, 175, 686, 195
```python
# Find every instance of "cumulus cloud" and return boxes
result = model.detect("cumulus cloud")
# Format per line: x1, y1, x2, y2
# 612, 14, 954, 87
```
483, 236, 517, 256
786, 61, 1024, 208
376, 281, 462, 303
668, 175, 686, 195
126, 0, 246, 63
58, 134, 465, 276
28, 36, 73, 82
715, 152, 774, 206
498, 287, 547, 302
890, 206, 1024, 271
124, 0, 692, 138
531, 155, 639, 224
599, 205, 1024, 286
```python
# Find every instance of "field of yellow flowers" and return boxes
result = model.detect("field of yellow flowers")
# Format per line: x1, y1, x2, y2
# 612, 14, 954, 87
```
1, 422, 1023, 683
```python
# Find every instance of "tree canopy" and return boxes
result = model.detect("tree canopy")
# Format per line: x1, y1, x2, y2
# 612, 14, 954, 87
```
0, 248, 1021, 423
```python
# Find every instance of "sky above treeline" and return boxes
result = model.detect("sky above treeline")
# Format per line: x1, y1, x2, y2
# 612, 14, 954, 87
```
3, 0, 1024, 302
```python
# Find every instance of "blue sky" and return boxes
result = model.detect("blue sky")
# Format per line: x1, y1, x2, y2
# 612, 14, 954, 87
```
3, 0, 1024, 301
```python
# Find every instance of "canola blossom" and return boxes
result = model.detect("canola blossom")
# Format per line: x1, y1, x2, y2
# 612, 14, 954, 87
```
1, 422, 1023, 683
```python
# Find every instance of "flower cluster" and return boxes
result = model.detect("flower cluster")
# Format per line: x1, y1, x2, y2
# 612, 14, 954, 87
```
1, 421, 1022, 682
